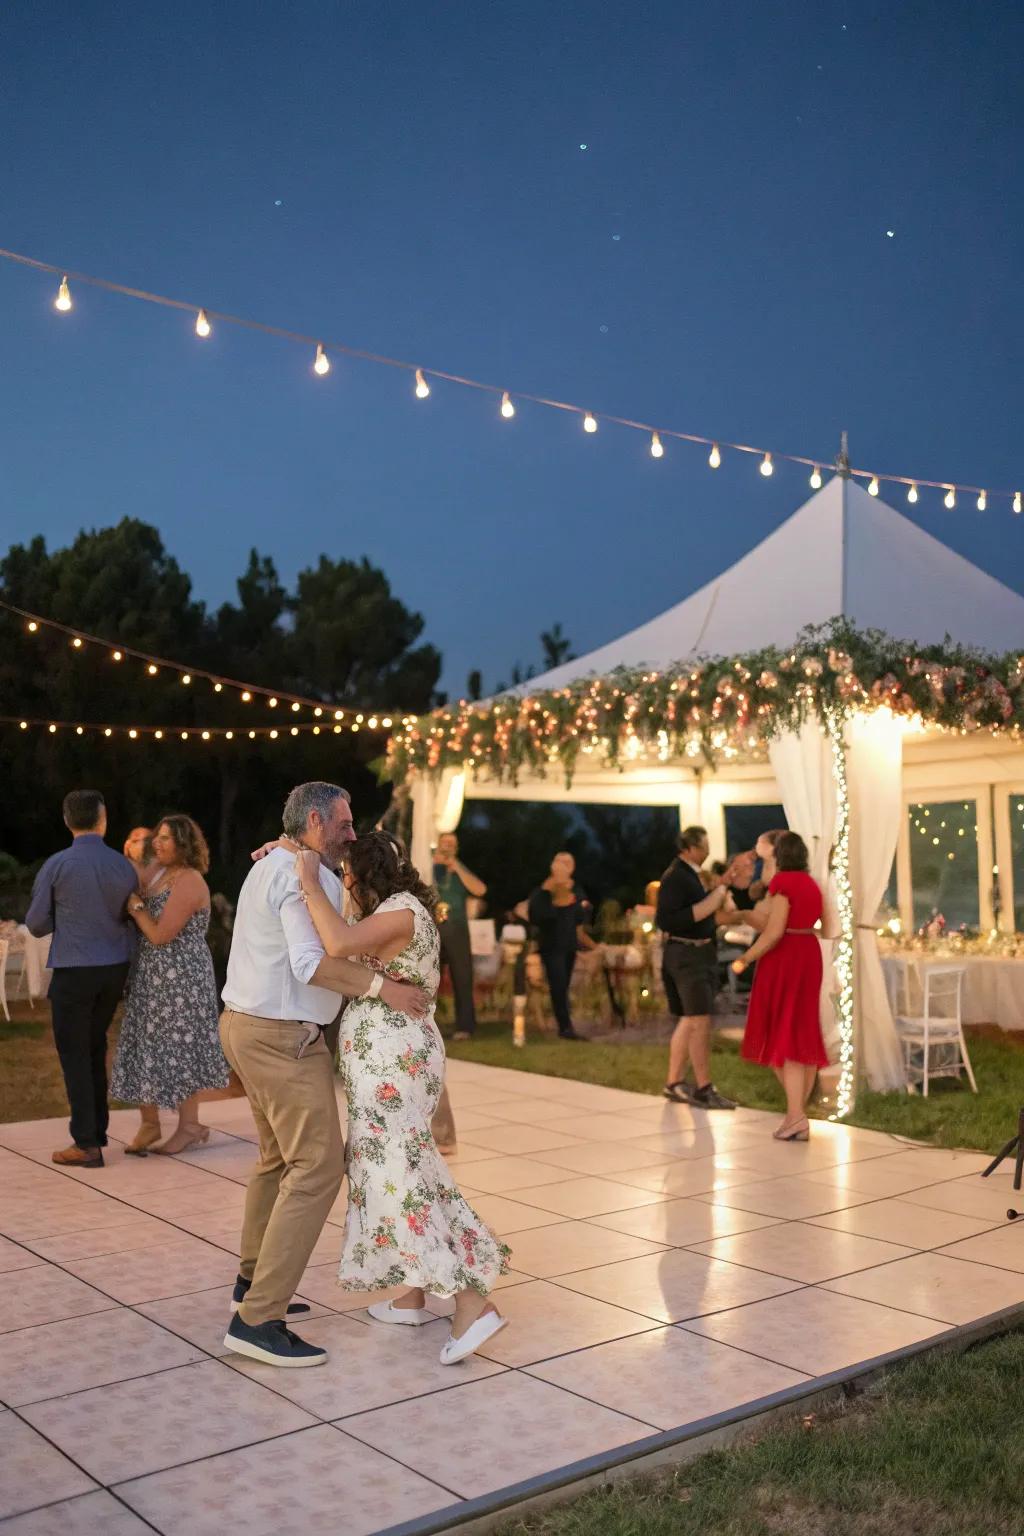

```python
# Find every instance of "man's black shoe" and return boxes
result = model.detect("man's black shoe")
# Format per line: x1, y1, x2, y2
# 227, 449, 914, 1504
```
223, 1313, 326, 1368
690, 1083, 736, 1110
230, 1275, 310, 1317
558, 1028, 589, 1041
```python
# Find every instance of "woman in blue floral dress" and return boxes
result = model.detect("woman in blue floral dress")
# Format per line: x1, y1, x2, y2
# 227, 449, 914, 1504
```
297, 830, 510, 1365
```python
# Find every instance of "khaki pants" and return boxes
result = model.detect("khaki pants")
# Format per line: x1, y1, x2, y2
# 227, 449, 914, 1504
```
219, 1008, 345, 1327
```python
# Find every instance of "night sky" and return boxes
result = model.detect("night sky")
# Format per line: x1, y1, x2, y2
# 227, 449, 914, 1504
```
2, 1, 1022, 701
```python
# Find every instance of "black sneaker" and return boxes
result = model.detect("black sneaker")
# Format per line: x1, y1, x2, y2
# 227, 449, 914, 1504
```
690, 1083, 736, 1111
223, 1313, 327, 1368
558, 1027, 589, 1041
230, 1275, 310, 1317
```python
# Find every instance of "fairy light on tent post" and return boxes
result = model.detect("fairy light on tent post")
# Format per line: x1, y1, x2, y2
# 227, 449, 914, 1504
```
414, 369, 430, 399
823, 702, 855, 1119
313, 344, 330, 376
868, 476, 880, 497
810, 466, 822, 489
54, 276, 72, 312
195, 309, 211, 338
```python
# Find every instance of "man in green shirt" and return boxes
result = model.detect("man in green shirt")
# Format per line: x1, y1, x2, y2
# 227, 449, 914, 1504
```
433, 832, 487, 1040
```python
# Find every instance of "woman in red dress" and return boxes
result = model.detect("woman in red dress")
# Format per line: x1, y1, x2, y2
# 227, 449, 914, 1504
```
732, 832, 838, 1141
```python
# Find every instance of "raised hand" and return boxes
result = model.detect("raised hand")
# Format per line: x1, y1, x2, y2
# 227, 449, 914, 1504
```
295, 849, 322, 891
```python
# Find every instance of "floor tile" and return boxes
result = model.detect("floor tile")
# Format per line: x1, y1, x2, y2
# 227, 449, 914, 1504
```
808, 1198, 1002, 1249
685, 1286, 949, 1375
435, 1106, 505, 1133
501, 1220, 667, 1278
473, 1098, 580, 1125
343, 1370, 654, 1498
508, 1177, 667, 1219
693, 1221, 916, 1283
624, 1127, 767, 1161
698, 1175, 877, 1221
868, 1148, 993, 1179
556, 1247, 800, 1322
0, 1193, 128, 1242
21, 1217, 184, 1262
114, 1182, 248, 1219
900, 1177, 1024, 1224
457, 1193, 565, 1236
823, 1250, 1024, 1322
0, 1414, 96, 1520
449, 1155, 587, 1193
799, 1158, 961, 1198
937, 1225, 1024, 1274
0, 1235, 46, 1273
469, 1278, 659, 1367
227, 1309, 504, 1417
459, 1123, 585, 1155
589, 1198, 781, 1246
552, 1112, 682, 1143
0, 1307, 205, 1405
528, 1141, 677, 1176
528, 1324, 809, 1428
0, 1489, 152, 1535
61, 1236, 236, 1303
1, 1266, 118, 1332
117, 1421, 453, 1536
604, 1157, 767, 1198
21, 1359, 316, 1484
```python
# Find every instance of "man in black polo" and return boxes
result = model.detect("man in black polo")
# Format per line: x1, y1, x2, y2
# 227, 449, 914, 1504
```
656, 826, 735, 1109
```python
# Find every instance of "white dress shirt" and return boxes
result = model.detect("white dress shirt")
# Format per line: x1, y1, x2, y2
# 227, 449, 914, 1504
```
223, 848, 346, 1024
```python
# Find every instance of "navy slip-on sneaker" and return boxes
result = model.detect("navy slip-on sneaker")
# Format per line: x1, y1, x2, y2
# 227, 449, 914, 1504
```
222, 1313, 327, 1368
230, 1275, 310, 1316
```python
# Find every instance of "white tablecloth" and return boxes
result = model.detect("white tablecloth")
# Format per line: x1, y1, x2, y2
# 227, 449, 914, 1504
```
8, 926, 52, 999
881, 953, 1024, 1030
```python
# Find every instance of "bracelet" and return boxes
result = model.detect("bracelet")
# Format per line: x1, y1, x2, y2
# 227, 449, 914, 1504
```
363, 971, 384, 1000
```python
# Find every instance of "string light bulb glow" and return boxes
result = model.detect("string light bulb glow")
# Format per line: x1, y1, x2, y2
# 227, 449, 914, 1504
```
500, 391, 515, 419
908, 483, 919, 504
241, 691, 251, 702
650, 432, 664, 459
71, 637, 82, 648
709, 443, 721, 469
414, 369, 430, 399
27, 621, 38, 632
868, 476, 880, 496
1015, 492, 1022, 515
313, 343, 330, 376
759, 453, 773, 477
978, 490, 987, 511
181, 674, 191, 685
583, 412, 598, 434
823, 703, 855, 1119
147, 664, 158, 676
195, 309, 211, 338
54, 275, 72, 312
810, 466, 822, 489
112, 650, 122, 661
944, 487, 956, 510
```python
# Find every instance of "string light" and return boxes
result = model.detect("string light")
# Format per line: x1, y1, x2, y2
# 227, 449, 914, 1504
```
908, 484, 919, 504
71, 637, 83, 648
313, 344, 330, 376
823, 703, 855, 1119
147, 664, 158, 676
213, 682, 222, 692
241, 691, 252, 702
868, 477, 879, 496
977, 490, 987, 512
181, 673, 191, 685
414, 369, 430, 399
27, 621, 38, 633
500, 391, 515, 419
760, 453, 773, 477
112, 650, 123, 661
650, 432, 664, 459
54, 275, 72, 312
195, 309, 211, 338
48, 723, 56, 733
708, 443, 721, 469
1015, 492, 1022, 515
944, 487, 956, 510
583, 412, 598, 434
810, 466, 822, 489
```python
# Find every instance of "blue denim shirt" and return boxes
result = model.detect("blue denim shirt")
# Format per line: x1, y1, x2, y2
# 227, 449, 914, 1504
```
25, 835, 138, 968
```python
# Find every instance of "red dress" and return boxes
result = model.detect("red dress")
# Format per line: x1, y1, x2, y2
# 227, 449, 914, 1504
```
741, 871, 829, 1069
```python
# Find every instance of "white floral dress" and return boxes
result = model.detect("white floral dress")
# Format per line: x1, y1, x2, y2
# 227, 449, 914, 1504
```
338, 892, 511, 1297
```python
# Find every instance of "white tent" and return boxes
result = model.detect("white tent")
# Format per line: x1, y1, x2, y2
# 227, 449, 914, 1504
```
523, 477, 1024, 692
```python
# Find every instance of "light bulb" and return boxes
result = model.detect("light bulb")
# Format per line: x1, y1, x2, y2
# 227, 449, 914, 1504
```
181, 731, 189, 741
154, 730, 163, 740
944, 487, 956, 510
129, 729, 138, 740
213, 682, 222, 692
1015, 492, 1022, 515
650, 432, 664, 458
313, 706, 323, 717
19, 720, 27, 730
181, 673, 191, 685
291, 701, 300, 712
290, 726, 299, 736
382, 716, 392, 728
977, 490, 987, 511
500, 391, 515, 419
195, 309, 211, 338
908, 484, 919, 504
241, 691, 252, 702
49, 723, 57, 733
760, 453, 773, 477
810, 466, 822, 488
147, 664, 158, 676
112, 649, 122, 661
54, 276, 72, 312
104, 728, 112, 737
72, 637, 83, 648
708, 443, 721, 469
27, 621, 38, 633
202, 730, 211, 741
314, 343, 330, 376
868, 476, 879, 496
225, 730, 234, 740
334, 709, 344, 720
248, 730, 256, 739
414, 368, 430, 399
269, 696, 278, 708
269, 728, 278, 739
583, 412, 598, 433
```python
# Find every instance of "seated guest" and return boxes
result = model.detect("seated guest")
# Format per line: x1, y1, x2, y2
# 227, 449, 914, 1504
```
26, 790, 137, 1167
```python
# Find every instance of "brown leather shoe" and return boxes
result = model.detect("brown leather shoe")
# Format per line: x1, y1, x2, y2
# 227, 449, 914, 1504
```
52, 1145, 104, 1168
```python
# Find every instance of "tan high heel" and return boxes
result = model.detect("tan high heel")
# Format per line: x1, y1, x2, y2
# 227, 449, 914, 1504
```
151, 1125, 211, 1156
773, 1118, 810, 1142
124, 1120, 163, 1157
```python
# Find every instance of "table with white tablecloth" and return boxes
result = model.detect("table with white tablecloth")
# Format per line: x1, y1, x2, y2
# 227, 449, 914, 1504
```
2, 925, 52, 1000
880, 952, 1024, 1031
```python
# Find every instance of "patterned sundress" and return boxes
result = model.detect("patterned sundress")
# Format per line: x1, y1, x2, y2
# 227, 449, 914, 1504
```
338, 892, 511, 1297
111, 886, 229, 1109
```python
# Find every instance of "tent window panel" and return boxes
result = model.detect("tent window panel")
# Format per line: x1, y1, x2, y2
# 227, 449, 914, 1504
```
1012, 796, 1024, 931
908, 799, 980, 930
723, 804, 787, 857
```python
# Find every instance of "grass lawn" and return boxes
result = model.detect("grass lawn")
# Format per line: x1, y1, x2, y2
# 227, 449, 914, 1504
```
498, 1329, 1024, 1536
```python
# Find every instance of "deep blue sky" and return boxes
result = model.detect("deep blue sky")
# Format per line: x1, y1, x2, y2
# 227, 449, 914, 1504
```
2, 1, 1022, 699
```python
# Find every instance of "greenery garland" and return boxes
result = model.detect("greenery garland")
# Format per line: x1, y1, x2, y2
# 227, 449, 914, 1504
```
386, 619, 1024, 787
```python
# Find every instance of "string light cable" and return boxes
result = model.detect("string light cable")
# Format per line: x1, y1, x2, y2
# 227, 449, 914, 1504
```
1, 244, 1020, 513
4, 716, 385, 741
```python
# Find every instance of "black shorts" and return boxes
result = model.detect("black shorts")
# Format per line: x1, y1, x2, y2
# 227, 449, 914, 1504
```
662, 942, 717, 1017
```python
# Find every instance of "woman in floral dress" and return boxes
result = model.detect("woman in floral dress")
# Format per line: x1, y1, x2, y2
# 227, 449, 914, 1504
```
297, 830, 510, 1364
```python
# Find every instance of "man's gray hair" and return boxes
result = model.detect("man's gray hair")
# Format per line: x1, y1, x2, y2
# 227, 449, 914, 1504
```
282, 782, 350, 838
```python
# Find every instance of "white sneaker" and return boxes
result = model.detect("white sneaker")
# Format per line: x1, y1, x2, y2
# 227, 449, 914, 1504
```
367, 1298, 433, 1327
439, 1309, 507, 1365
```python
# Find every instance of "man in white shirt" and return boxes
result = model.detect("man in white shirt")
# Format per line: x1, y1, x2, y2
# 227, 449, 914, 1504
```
220, 780, 427, 1369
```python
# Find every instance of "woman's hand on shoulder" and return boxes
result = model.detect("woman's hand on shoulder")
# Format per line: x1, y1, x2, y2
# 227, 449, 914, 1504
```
251, 836, 298, 862
295, 849, 322, 891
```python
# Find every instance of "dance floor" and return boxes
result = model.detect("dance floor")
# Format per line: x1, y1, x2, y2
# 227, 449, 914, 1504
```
2, 1061, 1024, 1536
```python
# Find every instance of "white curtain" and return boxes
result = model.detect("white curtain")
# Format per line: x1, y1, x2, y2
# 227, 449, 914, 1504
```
768, 718, 840, 1056
845, 710, 906, 1090
409, 770, 466, 880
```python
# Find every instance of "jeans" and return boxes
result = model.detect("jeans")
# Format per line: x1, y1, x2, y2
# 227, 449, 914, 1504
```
540, 948, 577, 1035
49, 962, 130, 1148
439, 919, 477, 1036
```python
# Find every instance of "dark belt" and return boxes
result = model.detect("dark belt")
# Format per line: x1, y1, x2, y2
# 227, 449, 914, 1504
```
665, 936, 714, 947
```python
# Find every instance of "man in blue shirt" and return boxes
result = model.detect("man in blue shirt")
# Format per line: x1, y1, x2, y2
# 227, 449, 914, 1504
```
26, 790, 138, 1167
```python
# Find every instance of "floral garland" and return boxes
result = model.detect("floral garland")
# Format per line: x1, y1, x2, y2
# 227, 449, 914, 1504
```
386, 620, 1024, 786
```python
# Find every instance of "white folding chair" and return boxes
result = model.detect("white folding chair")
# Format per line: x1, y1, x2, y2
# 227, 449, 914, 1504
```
0, 939, 10, 1023
896, 964, 976, 1096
